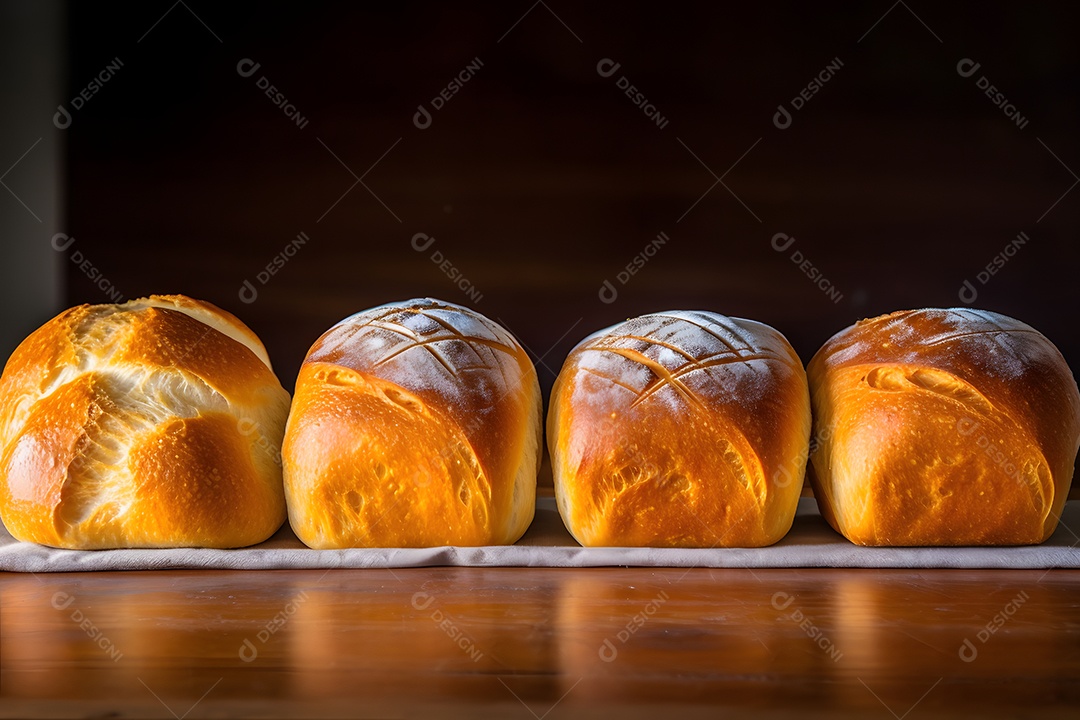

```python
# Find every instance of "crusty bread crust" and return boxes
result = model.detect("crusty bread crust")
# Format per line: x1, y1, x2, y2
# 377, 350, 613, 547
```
0, 295, 290, 549
283, 298, 540, 548
808, 308, 1080, 546
548, 311, 811, 548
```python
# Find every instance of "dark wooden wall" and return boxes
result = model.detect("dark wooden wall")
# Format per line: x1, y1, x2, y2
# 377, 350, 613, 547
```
62, 1, 1079, 403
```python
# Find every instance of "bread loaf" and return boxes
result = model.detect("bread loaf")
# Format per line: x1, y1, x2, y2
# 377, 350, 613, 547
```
283, 298, 540, 548
548, 311, 811, 547
0, 295, 290, 549
808, 308, 1080, 546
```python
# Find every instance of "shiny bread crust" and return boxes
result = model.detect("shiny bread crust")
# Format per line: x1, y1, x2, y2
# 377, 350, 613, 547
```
548, 311, 811, 548
283, 298, 541, 549
808, 308, 1080, 546
0, 295, 290, 549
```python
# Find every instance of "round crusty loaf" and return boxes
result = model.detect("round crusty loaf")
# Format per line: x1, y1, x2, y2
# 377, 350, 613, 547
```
808, 308, 1080, 546
548, 311, 811, 547
283, 298, 541, 548
0, 295, 291, 549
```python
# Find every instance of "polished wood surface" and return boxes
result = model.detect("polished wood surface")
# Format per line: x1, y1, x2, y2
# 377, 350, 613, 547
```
2, 567, 1078, 718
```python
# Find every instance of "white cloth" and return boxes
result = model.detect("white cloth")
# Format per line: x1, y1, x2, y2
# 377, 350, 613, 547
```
2, 498, 1078, 572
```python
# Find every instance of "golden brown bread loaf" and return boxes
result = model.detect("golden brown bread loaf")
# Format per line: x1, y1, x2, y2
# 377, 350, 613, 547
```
548, 311, 811, 547
0, 295, 290, 549
283, 298, 541, 548
808, 308, 1080, 546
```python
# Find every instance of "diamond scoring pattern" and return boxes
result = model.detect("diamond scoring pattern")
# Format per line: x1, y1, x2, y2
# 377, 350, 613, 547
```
578, 312, 794, 409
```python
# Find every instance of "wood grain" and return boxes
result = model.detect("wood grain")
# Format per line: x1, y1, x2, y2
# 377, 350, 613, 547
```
2, 567, 1078, 718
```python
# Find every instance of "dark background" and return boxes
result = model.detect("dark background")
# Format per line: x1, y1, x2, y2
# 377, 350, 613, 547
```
8, 2, 1080, 404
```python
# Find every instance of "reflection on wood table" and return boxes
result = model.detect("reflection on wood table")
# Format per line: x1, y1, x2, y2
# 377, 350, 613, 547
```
1, 567, 1077, 718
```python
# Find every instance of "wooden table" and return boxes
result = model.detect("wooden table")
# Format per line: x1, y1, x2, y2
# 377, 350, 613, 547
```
2, 565, 1077, 718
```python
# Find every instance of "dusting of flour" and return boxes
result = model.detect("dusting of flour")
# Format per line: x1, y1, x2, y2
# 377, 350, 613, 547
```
820, 308, 1058, 381
567, 310, 801, 415
309, 298, 524, 411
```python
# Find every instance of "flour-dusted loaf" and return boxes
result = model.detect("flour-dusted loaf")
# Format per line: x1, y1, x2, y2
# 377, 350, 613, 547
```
808, 308, 1080, 546
548, 311, 811, 547
283, 298, 541, 548
0, 295, 291, 549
